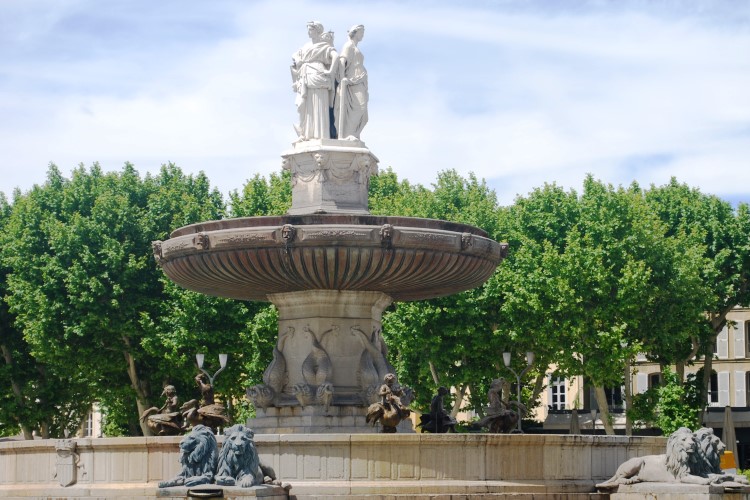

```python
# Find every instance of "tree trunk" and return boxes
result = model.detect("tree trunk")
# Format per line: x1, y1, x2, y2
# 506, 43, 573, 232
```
450, 384, 468, 419
428, 361, 440, 385
593, 385, 615, 435
1, 343, 34, 440
623, 362, 632, 437
122, 340, 152, 436
530, 372, 545, 409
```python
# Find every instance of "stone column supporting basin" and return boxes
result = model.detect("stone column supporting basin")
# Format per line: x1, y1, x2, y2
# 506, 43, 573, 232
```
249, 290, 413, 433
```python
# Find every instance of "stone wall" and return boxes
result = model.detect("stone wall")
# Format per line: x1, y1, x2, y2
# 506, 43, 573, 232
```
0, 433, 665, 498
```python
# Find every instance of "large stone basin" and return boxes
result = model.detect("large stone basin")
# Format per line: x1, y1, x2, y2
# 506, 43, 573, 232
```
154, 214, 507, 302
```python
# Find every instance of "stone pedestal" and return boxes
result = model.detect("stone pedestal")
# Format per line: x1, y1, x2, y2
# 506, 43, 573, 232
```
611, 483, 750, 499
282, 139, 378, 215
246, 290, 414, 433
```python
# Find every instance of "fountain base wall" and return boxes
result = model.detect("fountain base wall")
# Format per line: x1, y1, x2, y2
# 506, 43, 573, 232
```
0, 434, 665, 499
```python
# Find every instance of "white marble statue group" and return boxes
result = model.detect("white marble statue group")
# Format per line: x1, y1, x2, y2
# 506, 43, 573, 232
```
291, 21, 368, 142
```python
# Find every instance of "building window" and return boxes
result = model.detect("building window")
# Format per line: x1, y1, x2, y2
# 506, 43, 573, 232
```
549, 376, 566, 410
84, 411, 93, 437
648, 372, 662, 389
709, 372, 719, 405
746, 321, 750, 358
746, 372, 750, 407
605, 386, 624, 410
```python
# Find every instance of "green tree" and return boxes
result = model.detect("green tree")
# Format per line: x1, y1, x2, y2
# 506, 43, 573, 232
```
645, 179, 750, 405
629, 370, 701, 434
229, 170, 292, 217
1, 163, 232, 436
372, 169, 505, 416
490, 177, 706, 434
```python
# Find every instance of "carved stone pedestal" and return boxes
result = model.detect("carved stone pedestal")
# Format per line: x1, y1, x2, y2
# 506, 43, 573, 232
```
246, 290, 415, 433
282, 139, 378, 215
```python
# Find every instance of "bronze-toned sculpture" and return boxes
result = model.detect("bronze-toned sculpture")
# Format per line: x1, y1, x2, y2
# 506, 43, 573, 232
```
418, 386, 457, 433
215, 425, 264, 488
140, 385, 184, 436
365, 373, 411, 433
182, 374, 230, 432
477, 378, 526, 434
159, 425, 218, 488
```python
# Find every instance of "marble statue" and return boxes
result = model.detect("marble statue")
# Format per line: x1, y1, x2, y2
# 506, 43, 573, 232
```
596, 427, 749, 491
365, 373, 411, 433
334, 24, 368, 140
418, 386, 457, 433
159, 425, 218, 488
477, 377, 526, 434
140, 385, 184, 436
291, 21, 339, 141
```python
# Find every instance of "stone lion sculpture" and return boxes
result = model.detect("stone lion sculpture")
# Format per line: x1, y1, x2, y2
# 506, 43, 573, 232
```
597, 427, 749, 490
692, 427, 748, 485
215, 425, 264, 488
159, 425, 218, 488
596, 427, 711, 489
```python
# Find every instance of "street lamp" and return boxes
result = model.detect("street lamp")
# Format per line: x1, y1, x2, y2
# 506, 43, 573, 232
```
196, 353, 228, 387
503, 351, 534, 432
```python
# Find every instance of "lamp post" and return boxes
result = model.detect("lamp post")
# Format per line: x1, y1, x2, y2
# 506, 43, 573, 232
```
503, 351, 534, 432
196, 353, 228, 387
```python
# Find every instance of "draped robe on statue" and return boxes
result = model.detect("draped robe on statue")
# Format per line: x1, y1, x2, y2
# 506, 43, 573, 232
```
335, 40, 368, 140
292, 42, 336, 140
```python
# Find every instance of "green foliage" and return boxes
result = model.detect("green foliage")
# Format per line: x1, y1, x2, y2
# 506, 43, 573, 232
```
645, 178, 750, 401
629, 371, 701, 434
229, 171, 291, 217
2, 163, 747, 438
373, 169, 505, 412
0, 163, 239, 436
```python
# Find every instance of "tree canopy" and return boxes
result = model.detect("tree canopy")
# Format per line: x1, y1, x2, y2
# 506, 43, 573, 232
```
1, 164, 747, 437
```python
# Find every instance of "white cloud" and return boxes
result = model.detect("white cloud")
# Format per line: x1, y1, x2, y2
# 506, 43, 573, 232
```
0, 0, 748, 207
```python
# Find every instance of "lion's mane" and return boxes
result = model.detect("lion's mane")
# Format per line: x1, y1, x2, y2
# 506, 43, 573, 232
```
215, 424, 263, 488
665, 426, 694, 479
159, 424, 217, 488
691, 427, 724, 476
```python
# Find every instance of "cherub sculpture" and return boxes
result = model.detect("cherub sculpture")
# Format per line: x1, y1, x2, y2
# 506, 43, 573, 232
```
365, 373, 411, 433
140, 385, 184, 436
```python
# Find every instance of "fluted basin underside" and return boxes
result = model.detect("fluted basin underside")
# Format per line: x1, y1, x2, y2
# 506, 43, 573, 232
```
154, 215, 507, 302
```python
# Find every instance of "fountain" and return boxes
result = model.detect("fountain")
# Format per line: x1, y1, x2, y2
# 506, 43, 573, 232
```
0, 23, 671, 499
152, 21, 506, 432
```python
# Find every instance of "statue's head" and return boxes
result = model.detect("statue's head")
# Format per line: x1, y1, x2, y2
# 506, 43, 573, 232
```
307, 21, 324, 38
384, 373, 396, 386
438, 386, 449, 396
321, 31, 334, 46
162, 385, 176, 397
348, 24, 365, 41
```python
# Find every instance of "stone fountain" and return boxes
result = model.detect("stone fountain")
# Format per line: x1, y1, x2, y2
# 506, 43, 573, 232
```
0, 23, 678, 499
152, 21, 506, 434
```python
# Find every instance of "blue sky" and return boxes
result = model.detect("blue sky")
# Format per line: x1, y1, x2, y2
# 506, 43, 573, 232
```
1, 0, 749, 206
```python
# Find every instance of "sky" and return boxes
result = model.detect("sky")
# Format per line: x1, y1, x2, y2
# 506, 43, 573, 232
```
1, 0, 749, 207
